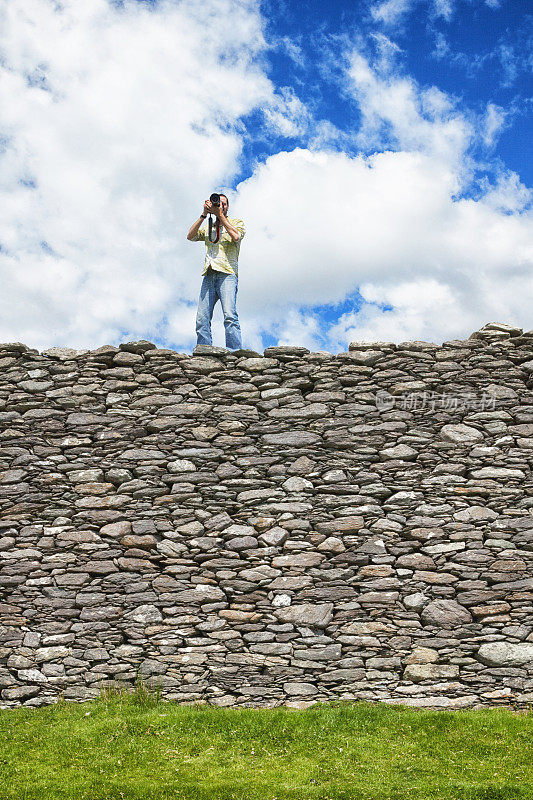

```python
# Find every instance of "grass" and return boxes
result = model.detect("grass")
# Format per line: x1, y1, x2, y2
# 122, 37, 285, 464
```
0, 682, 531, 800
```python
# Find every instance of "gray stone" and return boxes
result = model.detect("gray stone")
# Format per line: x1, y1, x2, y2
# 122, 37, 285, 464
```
262, 432, 321, 446
320, 668, 365, 682
17, 669, 48, 682
268, 576, 313, 590
293, 645, 341, 661
315, 516, 364, 534
470, 322, 522, 338
121, 448, 167, 461
259, 527, 289, 547
396, 554, 436, 570
453, 506, 498, 522
174, 586, 226, 603
168, 460, 196, 473
282, 682, 317, 696
264, 346, 309, 357
100, 521, 131, 538
317, 536, 345, 553
272, 593, 292, 607
275, 603, 334, 628
69, 469, 105, 483
272, 553, 324, 569
157, 541, 185, 558
67, 412, 108, 426
85, 560, 117, 575
403, 664, 460, 682
237, 357, 279, 371
42, 347, 87, 360
125, 605, 163, 624
35, 646, 69, 663
282, 476, 314, 491
440, 424, 484, 444
405, 648, 439, 664
470, 467, 525, 479
476, 642, 533, 667
120, 340, 156, 354
226, 536, 258, 551
381, 445, 418, 461
421, 600, 473, 628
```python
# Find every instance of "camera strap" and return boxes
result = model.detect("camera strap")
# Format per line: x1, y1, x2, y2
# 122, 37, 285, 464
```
208, 215, 220, 243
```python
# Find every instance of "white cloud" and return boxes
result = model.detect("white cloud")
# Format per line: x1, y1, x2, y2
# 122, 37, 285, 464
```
480, 103, 507, 147
273, 307, 323, 350
370, 0, 416, 26
370, 0, 503, 28
1, 1, 531, 356
0, 0, 274, 350
329, 279, 459, 346
278, 36, 306, 68
432, 32, 451, 60
369, 0, 456, 27
348, 50, 473, 173
229, 48, 532, 351
497, 43, 519, 87
432, 0, 454, 20
232, 142, 532, 349
262, 86, 312, 139
478, 171, 533, 213
368, 32, 404, 72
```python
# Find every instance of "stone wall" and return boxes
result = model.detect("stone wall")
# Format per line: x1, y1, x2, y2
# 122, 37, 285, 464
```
1, 321, 532, 710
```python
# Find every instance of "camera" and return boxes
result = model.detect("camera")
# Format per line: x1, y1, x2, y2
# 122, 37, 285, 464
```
210, 193, 220, 207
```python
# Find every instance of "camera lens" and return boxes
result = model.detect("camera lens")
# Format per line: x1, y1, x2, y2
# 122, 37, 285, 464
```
210, 193, 220, 206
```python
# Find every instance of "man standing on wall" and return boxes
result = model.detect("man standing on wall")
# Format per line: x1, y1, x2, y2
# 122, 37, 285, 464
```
187, 194, 245, 351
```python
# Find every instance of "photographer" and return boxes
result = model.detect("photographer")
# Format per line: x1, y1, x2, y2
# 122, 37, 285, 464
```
187, 193, 245, 352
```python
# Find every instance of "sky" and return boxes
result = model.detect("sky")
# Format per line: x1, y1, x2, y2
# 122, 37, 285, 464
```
0, 0, 531, 354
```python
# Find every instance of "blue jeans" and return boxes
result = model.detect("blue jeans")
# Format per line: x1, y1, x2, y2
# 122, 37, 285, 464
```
195, 268, 242, 350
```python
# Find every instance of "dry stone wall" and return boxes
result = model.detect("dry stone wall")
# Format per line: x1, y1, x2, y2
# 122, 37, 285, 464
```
1, 321, 532, 709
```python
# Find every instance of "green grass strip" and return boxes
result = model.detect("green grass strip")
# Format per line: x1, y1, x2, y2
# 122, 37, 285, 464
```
0, 693, 531, 800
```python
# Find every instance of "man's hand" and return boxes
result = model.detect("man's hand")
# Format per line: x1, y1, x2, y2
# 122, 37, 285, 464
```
204, 199, 222, 218
197, 198, 239, 242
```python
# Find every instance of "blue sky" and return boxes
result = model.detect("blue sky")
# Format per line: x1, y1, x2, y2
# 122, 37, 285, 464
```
0, 0, 531, 353
239, 0, 532, 187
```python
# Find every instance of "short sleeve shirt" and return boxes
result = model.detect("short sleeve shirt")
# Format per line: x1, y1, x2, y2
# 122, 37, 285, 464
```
193, 218, 245, 277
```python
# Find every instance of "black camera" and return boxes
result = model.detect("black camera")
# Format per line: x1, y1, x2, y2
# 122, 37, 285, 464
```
210, 192, 220, 207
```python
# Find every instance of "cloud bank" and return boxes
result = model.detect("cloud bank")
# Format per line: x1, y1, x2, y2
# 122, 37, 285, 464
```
0, 0, 531, 353
0, 0, 272, 349
233, 43, 532, 349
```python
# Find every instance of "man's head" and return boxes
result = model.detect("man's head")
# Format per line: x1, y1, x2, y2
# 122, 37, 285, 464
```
219, 194, 229, 215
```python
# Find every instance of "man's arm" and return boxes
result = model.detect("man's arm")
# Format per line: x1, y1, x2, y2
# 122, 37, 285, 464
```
218, 214, 241, 243
186, 200, 209, 240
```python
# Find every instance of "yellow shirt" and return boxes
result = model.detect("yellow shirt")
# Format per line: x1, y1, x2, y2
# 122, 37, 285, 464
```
193, 218, 245, 277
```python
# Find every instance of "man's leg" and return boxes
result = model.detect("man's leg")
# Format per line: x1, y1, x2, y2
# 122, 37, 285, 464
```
218, 272, 242, 351
195, 270, 218, 345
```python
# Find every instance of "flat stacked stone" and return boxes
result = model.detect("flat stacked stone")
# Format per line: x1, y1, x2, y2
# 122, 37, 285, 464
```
0, 323, 531, 709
